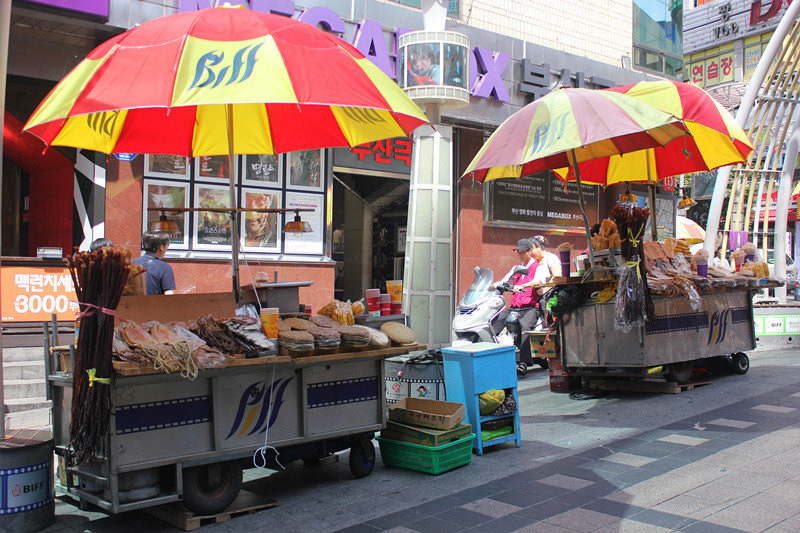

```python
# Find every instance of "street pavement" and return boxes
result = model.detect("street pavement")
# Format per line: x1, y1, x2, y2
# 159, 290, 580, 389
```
43, 345, 800, 532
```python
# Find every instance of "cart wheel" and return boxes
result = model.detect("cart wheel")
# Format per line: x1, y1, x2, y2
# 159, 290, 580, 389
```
666, 361, 694, 385
182, 460, 242, 516
349, 436, 375, 478
732, 352, 750, 375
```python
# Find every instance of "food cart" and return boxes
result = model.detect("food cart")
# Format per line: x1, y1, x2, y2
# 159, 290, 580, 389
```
558, 283, 757, 384
49, 292, 422, 516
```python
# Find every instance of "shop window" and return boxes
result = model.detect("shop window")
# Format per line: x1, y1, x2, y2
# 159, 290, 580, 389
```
141, 151, 328, 259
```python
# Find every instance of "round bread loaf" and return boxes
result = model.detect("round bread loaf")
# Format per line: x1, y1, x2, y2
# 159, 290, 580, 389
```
277, 320, 291, 331
308, 327, 341, 348
283, 317, 315, 330
310, 315, 340, 329
380, 322, 417, 345
336, 325, 371, 346
278, 330, 314, 351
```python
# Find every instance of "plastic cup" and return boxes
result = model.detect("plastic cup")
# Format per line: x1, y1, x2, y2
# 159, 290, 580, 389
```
365, 288, 380, 299
380, 302, 391, 316
386, 280, 403, 303
697, 263, 708, 278
746, 253, 755, 263
380, 293, 391, 303
391, 301, 402, 315
260, 307, 279, 339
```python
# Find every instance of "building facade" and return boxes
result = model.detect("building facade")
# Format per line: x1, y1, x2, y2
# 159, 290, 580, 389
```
2, 0, 669, 325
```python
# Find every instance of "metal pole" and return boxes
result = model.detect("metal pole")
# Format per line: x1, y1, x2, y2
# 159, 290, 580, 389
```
571, 149, 595, 267
0, 0, 12, 437
773, 125, 800, 301
704, 0, 800, 255
226, 103, 241, 303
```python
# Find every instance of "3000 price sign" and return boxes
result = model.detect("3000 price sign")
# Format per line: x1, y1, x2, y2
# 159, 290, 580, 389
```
14, 294, 73, 315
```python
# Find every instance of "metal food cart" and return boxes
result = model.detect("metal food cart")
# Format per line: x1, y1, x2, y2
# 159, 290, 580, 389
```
559, 287, 756, 383
49, 347, 415, 515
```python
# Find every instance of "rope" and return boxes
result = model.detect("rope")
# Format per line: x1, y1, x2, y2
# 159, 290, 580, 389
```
253, 363, 284, 471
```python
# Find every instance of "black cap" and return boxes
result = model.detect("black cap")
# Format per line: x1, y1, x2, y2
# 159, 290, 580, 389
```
514, 238, 532, 251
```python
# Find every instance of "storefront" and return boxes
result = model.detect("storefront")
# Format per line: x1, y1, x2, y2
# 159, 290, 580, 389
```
3, 0, 661, 324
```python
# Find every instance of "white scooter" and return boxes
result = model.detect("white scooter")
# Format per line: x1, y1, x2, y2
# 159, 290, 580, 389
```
452, 266, 549, 376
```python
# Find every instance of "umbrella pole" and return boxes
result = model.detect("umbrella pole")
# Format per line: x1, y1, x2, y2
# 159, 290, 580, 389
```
226, 103, 241, 303
571, 149, 595, 267
647, 151, 658, 241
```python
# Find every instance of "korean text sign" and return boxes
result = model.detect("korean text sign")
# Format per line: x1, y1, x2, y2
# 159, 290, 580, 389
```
1, 266, 79, 322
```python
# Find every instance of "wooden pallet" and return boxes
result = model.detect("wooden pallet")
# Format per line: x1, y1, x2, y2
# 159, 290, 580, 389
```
586, 379, 711, 394
144, 490, 278, 531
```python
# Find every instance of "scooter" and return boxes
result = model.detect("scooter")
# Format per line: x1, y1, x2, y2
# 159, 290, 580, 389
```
452, 266, 549, 376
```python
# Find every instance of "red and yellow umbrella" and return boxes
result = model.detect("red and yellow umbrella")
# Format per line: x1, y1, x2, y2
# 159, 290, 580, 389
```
462, 87, 687, 183
23, 6, 428, 155
555, 80, 753, 185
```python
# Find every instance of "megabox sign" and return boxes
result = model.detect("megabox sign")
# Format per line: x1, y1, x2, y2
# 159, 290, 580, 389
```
179, 0, 513, 102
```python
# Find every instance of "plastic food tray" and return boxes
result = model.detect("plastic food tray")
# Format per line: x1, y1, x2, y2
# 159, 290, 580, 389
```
376, 433, 474, 475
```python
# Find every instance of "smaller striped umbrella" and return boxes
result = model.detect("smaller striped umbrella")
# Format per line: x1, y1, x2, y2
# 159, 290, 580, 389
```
676, 215, 706, 243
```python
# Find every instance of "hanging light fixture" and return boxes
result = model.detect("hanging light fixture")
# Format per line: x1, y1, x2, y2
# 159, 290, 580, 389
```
149, 210, 180, 235
678, 196, 697, 210
618, 188, 637, 207
283, 210, 312, 237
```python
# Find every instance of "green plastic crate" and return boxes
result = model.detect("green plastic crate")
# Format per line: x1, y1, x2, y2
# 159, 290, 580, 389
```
376, 433, 474, 475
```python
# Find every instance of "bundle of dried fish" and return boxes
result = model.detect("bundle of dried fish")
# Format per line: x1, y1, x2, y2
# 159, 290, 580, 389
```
145, 321, 197, 380
118, 321, 179, 373
224, 316, 275, 351
112, 329, 147, 364
167, 323, 230, 369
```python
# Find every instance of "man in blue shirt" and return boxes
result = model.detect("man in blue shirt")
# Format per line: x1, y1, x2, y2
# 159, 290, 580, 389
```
132, 232, 176, 295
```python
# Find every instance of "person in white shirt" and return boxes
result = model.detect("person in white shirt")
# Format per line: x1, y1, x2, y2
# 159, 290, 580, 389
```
530, 235, 562, 328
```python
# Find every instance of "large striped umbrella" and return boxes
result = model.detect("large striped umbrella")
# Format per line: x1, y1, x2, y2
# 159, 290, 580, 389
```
554, 80, 753, 186
676, 215, 706, 243
23, 5, 428, 296
23, 6, 427, 155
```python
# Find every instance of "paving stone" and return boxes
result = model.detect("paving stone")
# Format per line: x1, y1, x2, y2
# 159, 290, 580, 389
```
657, 434, 709, 446
538, 473, 595, 490
702, 492, 798, 532
707, 418, 757, 429
404, 516, 465, 533
601, 452, 656, 467
433, 507, 493, 527
751, 404, 797, 414
488, 490, 547, 508
590, 519, 673, 532
651, 493, 722, 519
460, 497, 522, 519
543, 508, 619, 532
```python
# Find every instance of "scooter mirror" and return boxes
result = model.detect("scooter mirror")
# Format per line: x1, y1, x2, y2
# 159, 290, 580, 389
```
514, 265, 529, 276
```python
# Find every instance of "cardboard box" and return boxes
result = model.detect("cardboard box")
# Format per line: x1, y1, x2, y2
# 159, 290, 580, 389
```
531, 335, 558, 359
388, 398, 465, 430
382, 420, 472, 447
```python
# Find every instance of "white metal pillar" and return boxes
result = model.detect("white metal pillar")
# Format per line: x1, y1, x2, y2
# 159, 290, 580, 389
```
403, 124, 453, 347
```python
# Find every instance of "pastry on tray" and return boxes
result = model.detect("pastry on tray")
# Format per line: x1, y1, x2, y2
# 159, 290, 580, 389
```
380, 322, 417, 346
278, 330, 314, 352
336, 325, 371, 347
308, 327, 341, 348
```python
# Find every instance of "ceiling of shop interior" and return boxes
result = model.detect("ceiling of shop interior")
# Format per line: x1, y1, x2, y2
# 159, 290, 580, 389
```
338, 173, 410, 218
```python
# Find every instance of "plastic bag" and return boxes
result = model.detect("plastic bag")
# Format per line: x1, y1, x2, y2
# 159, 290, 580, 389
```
614, 262, 647, 332
490, 391, 517, 416
479, 389, 505, 415
332, 300, 355, 325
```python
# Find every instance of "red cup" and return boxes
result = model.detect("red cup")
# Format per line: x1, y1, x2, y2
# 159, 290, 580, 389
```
380, 302, 391, 316
391, 302, 402, 315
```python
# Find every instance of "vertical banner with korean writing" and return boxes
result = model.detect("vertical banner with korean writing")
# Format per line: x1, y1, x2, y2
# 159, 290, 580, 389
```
1, 266, 79, 322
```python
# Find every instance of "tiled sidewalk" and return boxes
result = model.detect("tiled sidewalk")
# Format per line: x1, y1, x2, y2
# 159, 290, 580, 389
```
338, 381, 800, 533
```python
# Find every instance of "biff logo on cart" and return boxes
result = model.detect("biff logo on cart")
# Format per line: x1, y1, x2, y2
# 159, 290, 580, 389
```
226, 377, 293, 439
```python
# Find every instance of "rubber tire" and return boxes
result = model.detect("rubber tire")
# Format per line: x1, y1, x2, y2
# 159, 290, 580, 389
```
732, 352, 750, 375
666, 361, 694, 385
182, 461, 243, 516
536, 358, 549, 370
349, 436, 375, 479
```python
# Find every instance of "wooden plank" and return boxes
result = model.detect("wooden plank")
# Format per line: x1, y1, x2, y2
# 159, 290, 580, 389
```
115, 293, 237, 326
587, 380, 711, 394
112, 346, 424, 376
144, 489, 278, 531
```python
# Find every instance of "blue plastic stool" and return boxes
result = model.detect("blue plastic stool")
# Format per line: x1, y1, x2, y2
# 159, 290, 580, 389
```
441, 343, 521, 455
